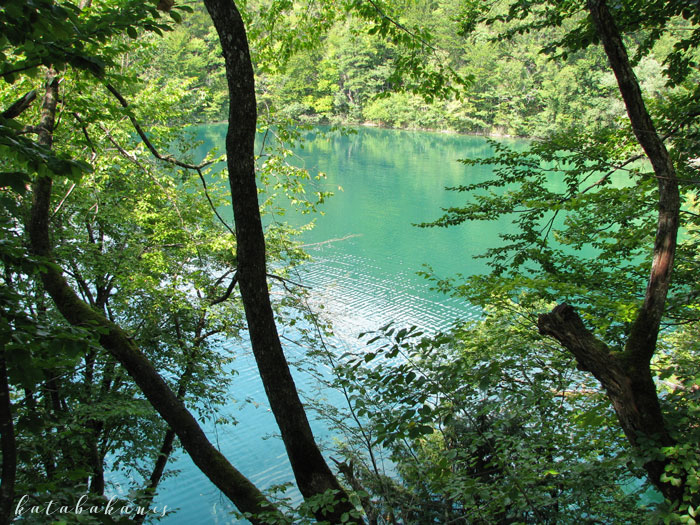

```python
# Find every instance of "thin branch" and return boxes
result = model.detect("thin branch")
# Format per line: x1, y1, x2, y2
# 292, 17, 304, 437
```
195, 167, 236, 236
0, 62, 41, 79
363, 0, 435, 51
97, 123, 194, 245
266, 272, 310, 292
65, 261, 96, 307
209, 272, 239, 306
101, 83, 234, 235
212, 268, 235, 288
98, 123, 148, 169
258, 124, 271, 157
103, 82, 211, 170
193, 329, 224, 345
578, 153, 645, 194
49, 183, 77, 220
72, 112, 98, 158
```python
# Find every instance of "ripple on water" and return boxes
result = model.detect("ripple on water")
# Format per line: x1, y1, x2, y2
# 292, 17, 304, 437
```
301, 250, 479, 337
155, 251, 476, 523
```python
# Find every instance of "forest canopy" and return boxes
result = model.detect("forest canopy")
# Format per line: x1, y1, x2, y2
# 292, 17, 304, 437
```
1, 0, 699, 524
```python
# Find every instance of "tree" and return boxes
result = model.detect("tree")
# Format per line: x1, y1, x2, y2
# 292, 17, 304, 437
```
424, 0, 700, 517
538, 0, 687, 505
202, 0, 357, 522
331, 308, 647, 523
3, 0, 388, 522
1, 0, 282, 521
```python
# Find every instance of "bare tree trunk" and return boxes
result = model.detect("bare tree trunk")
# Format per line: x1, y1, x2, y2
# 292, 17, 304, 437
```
202, 0, 354, 521
540, 0, 686, 505
27, 71, 280, 524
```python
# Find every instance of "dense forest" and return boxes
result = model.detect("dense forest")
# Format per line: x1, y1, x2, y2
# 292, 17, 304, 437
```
1, 0, 699, 524
149, 0, 675, 137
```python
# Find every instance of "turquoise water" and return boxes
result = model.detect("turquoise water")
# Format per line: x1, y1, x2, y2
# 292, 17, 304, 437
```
135, 126, 527, 523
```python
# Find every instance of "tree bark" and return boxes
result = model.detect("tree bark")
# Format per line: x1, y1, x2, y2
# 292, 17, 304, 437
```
538, 0, 685, 504
27, 72, 279, 524
0, 348, 17, 525
202, 0, 354, 521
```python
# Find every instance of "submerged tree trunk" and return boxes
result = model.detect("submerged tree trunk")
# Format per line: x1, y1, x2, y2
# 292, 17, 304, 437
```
202, 0, 354, 522
27, 72, 279, 524
540, 0, 686, 505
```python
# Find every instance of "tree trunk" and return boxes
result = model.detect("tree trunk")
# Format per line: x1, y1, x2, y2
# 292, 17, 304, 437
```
202, 0, 354, 521
134, 347, 197, 525
0, 348, 17, 525
587, 0, 680, 362
27, 71, 280, 524
538, 0, 685, 505
538, 304, 681, 501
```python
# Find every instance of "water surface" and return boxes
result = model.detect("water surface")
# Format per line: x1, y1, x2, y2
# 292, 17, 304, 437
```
146, 126, 526, 523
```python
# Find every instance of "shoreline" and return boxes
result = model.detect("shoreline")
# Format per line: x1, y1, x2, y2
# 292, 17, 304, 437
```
195, 117, 535, 140
354, 119, 525, 139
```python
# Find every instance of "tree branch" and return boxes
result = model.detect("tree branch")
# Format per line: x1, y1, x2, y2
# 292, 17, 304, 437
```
0, 62, 41, 80
266, 273, 310, 292
195, 166, 236, 236
102, 82, 212, 170
588, 0, 680, 364
97, 119, 235, 236
1, 90, 37, 119
537, 303, 681, 500
208, 271, 239, 306
363, 0, 435, 51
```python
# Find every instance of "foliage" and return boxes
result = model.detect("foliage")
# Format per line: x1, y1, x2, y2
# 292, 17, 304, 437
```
264, 0, 700, 522
417, 0, 700, 339
3, 0, 700, 522
327, 305, 650, 523
408, 0, 700, 519
0, 0, 318, 521
1, 75, 237, 522
149, 0, 660, 137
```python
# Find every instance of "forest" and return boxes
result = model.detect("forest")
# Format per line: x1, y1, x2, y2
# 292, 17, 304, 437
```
0, 0, 699, 523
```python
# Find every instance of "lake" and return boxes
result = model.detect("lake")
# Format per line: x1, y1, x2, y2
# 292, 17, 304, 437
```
142, 126, 525, 523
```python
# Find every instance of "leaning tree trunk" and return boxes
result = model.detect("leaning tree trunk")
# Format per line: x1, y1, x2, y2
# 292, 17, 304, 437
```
540, 0, 686, 504
202, 0, 354, 522
27, 71, 279, 525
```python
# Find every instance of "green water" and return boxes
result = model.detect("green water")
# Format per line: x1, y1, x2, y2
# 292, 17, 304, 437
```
153, 126, 528, 523
198, 124, 525, 278
286, 127, 522, 275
